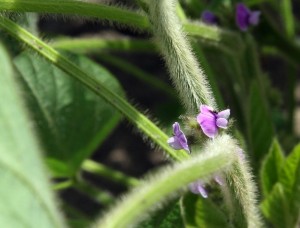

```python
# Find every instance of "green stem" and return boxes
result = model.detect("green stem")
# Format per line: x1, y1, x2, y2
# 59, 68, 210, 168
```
0, 0, 240, 51
0, 16, 189, 162
149, 0, 216, 112
53, 179, 74, 191
93, 135, 237, 228
82, 160, 140, 188
0, 0, 150, 30
280, 0, 295, 38
51, 38, 156, 54
96, 54, 176, 98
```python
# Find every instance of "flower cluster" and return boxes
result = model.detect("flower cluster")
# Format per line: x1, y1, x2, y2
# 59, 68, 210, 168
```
167, 105, 230, 197
201, 3, 261, 31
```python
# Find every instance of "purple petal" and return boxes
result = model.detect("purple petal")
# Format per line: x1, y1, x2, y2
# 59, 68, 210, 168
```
214, 175, 224, 186
237, 148, 245, 160
188, 181, 208, 198
169, 122, 190, 152
217, 109, 230, 119
201, 10, 218, 25
249, 11, 261, 25
197, 113, 218, 138
216, 118, 228, 129
167, 136, 183, 150
197, 185, 208, 198
236, 3, 251, 31
200, 105, 215, 117
173, 122, 181, 135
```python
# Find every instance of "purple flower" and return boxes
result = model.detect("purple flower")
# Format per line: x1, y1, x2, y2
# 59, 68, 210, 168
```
214, 175, 224, 186
197, 105, 230, 138
167, 122, 190, 153
201, 10, 218, 25
188, 180, 208, 198
236, 3, 261, 31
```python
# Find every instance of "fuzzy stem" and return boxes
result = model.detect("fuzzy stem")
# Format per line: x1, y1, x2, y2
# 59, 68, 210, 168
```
0, 0, 150, 30
148, 0, 216, 112
0, 0, 240, 53
226, 151, 263, 228
82, 160, 140, 187
0, 16, 189, 162
93, 135, 237, 228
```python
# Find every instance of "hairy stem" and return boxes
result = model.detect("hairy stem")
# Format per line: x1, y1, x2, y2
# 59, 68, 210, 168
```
148, 0, 216, 112
0, 16, 189, 161
93, 135, 237, 228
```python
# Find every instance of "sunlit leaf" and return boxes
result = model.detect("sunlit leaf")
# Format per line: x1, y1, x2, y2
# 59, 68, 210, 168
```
0, 43, 66, 227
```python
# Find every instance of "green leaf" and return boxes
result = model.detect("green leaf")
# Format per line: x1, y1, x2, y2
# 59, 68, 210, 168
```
0, 43, 66, 227
260, 139, 285, 196
260, 183, 289, 228
247, 80, 274, 168
137, 199, 184, 228
279, 143, 300, 224
181, 192, 229, 228
13, 52, 124, 177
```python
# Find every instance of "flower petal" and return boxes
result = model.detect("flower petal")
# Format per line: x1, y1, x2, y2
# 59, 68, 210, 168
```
197, 113, 218, 138
236, 3, 251, 31
172, 122, 181, 135
200, 105, 215, 117
214, 175, 224, 186
249, 11, 261, 25
197, 184, 208, 198
201, 10, 218, 25
217, 109, 230, 119
167, 136, 182, 150
216, 118, 228, 129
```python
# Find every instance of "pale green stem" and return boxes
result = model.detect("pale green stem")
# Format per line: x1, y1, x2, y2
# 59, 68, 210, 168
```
0, 16, 189, 162
226, 152, 264, 228
93, 135, 237, 228
52, 179, 74, 191
51, 38, 156, 54
148, 0, 216, 112
0, 0, 150, 30
82, 160, 140, 187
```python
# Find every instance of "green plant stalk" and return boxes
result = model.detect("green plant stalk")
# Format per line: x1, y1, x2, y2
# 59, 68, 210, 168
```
280, 0, 295, 38
96, 54, 176, 98
51, 38, 156, 54
148, 0, 216, 112
0, 16, 189, 162
52, 179, 74, 191
93, 135, 237, 228
0, 0, 240, 51
226, 153, 263, 228
73, 179, 115, 205
82, 160, 140, 187
0, 0, 150, 30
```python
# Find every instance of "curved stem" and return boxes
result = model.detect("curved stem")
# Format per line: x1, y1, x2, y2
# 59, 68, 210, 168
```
0, 0, 240, 51
0, 16, 189, 162
93, 135, 237, 228
0, 0, 150, 30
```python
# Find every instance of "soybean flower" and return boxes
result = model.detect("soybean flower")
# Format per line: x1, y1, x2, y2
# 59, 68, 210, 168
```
167, 122, 190, 153
236, 3, 261, 31
188, 180, 208, 198
197, 105, 230, 138
201, 10, 219, 25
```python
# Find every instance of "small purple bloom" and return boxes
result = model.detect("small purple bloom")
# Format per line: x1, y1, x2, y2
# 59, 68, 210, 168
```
167, 122, 190, 153
189, 180, 208, 198
197, 105, 230, 138
214, 175, 224, 186
201, 10, 218, 25
236, 3, 261, 31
